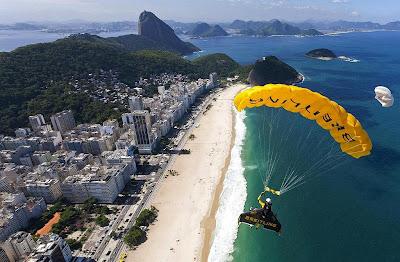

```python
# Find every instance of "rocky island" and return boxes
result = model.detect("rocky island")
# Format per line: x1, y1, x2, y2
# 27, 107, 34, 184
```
248, 56, 303, 86
189, 23, 229, 37
306, 48, 337, 60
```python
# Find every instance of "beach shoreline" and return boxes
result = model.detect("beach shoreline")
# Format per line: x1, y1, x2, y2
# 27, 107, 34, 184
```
199, 104, 236, 262
125, 83, 247, 262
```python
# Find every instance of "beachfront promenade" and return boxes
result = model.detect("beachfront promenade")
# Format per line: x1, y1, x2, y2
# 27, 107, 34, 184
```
106, 84, 227, 262
123, 83, 247, 262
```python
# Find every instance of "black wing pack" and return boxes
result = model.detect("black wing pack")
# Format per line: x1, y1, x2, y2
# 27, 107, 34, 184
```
238, 208, 282, 233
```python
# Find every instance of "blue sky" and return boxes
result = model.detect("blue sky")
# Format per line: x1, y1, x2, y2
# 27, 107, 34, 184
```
0, 0, 398, 23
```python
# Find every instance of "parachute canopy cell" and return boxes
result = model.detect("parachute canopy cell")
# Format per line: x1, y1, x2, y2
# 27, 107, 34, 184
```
234, 84, 372, 158
374, 86, 394, 107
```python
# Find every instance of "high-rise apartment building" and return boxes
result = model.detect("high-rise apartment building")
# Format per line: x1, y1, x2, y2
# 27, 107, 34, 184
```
50, 110, 76, 134
121, 111, 154, 154
28, 114, 46, 132
128, 96, 144, 111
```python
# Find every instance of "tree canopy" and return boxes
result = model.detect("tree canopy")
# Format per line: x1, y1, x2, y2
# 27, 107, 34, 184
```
0, 34, 243, 135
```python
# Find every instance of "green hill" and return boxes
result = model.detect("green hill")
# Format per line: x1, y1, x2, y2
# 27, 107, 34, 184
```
0, 34, 304, 135
192, 53, 240, 77
0, 35, 231, 134
248, 56, 303, 86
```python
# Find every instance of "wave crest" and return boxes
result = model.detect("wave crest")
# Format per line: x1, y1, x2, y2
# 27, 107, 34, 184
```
208, 111, 247, 262
338, 56, 360, 63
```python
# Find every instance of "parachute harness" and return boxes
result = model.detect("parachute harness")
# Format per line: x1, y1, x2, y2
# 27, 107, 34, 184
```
265, 186, 280, 196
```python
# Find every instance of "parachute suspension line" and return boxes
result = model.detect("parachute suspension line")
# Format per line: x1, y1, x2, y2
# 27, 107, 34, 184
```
234, 85, 372, 196
279, 139, 348, 195
264, 109, 291, 187
257, 108, 279, 188
277, 114, 314, 194
262, 111, 272, 186
254, 107, 350, 196
256, 110, 269, 188
266, 109, 302, 193
264, 109, 275, 186
264, 108, 276, 186
262, 108, 300, 189
279, 120, 350, 195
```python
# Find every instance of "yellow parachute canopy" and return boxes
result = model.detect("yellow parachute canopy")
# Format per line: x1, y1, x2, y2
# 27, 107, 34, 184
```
234, 84, 372, 158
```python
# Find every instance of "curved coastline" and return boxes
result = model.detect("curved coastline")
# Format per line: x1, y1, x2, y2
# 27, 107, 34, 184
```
200, 84, 248, 261
200, 106, 237, 262
126, 83, 247, 262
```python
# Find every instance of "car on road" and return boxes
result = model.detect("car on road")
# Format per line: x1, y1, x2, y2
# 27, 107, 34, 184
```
106, 250, 111, 256
119, 253, 128, 262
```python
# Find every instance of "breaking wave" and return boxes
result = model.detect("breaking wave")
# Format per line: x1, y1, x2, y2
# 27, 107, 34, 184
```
208, 111, 247, 262
338, 56, 360, 63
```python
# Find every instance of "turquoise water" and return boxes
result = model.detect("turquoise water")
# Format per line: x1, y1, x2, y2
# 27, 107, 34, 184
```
1, 30, 399, 261
189, 32, 400, 261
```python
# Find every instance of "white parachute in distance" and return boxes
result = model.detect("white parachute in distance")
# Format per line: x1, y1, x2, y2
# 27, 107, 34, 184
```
374, 86, 394, 107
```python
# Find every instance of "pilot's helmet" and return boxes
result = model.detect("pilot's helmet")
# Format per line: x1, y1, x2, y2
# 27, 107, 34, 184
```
266, 198, 272, 205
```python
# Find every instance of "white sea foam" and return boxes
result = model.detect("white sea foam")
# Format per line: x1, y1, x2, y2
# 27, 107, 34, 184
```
298, 72, 306, 84
244, 164, 258, 170
338, 55, 360, 63
208, 110, 247, 262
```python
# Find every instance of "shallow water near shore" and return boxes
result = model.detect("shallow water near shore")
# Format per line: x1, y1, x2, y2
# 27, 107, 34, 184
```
1, 29, 399, 262
189, 31, 400, 262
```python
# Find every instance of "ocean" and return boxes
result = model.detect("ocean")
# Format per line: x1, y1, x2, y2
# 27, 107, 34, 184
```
188, 32, 400, 262
1, 30, 399, 262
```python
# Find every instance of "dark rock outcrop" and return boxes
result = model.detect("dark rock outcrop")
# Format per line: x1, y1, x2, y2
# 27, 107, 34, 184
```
190, 23, 228, 37
248, 56, 303, 86
138, 11, 200, 55
300, 29, 324, 36
306, 49, 337, 59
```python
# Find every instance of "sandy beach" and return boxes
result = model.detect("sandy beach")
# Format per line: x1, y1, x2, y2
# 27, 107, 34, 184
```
126, 83, 247, 262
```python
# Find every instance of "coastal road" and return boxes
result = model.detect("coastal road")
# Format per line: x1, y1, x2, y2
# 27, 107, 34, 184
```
93, 196, 136, 260
109, 88, 222, 262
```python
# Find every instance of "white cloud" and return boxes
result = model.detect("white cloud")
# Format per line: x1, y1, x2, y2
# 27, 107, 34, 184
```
332, 0, 349, 3
351, 10, 359, 16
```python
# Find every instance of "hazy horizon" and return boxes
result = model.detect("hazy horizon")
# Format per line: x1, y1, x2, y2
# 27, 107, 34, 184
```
0, 0, 398, 24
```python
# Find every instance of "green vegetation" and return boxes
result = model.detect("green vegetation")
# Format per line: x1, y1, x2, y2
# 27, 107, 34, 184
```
249, 56, 301, 86
123, 206, 159, 248
231, 64, 253, 82
0, 34, 259, 135
135, 206, 159, 227
95, 214, 110, 227
0, 35, 240, 135
124, 226, 147, 247
52, 206, 82, 236
66, 239, 83, 251
27, 199, 66, 233
81, 197, 98, 213
192, 53, 240, 77
81, 197, 111, 215
26, 82, 125, 132
29, 197, 113, 241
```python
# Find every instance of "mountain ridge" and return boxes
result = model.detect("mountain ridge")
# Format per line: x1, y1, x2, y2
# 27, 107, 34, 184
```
138, 11, 200, 54
229, 19, 323, 36
189, 23, 229, 37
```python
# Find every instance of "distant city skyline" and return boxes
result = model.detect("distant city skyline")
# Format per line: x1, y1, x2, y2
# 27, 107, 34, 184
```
0, 0, 399, 24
